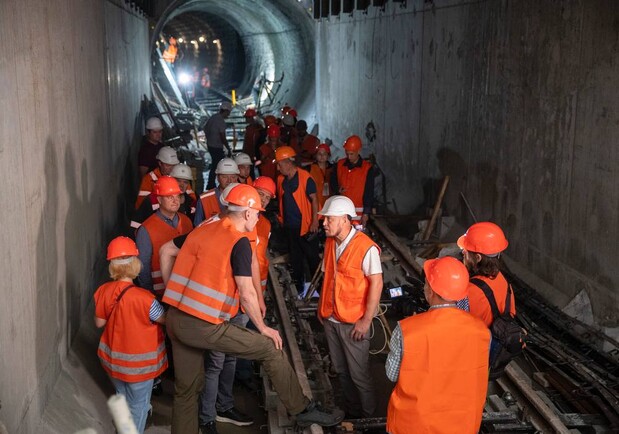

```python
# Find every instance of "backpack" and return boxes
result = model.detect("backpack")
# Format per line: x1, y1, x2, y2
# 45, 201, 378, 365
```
470, 278, 525, 379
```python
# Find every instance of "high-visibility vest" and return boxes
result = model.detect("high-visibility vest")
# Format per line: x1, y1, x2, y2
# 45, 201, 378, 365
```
468, 272, 516, 327
336, 158, 372, 218
258, 143, 278, 182
162, 217, 246, 324
135, 168, 162, 209
277, 168, 314, 236
162, 44, 177, 63
142, 212, 193, 296
318, 231, 379, 323
387, 308, 490, 434
240, 175, 254, 185
199, 188, 223, 221
255, 215, 271, 291
309, 163, 332, 211
95, 281, 168, 383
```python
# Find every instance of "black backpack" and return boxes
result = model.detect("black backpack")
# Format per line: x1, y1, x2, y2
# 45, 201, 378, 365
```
470, 278, 525, 379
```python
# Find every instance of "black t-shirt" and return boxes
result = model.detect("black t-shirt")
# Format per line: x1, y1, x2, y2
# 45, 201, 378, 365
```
172, 234, 252, 277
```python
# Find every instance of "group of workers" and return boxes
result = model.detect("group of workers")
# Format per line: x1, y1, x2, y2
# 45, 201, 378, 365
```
93, 104, 518, 434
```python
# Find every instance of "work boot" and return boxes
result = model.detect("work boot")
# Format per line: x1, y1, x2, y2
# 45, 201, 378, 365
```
296, 401, 345, 427
199, 421, 218, 434
216, 407, 254, 426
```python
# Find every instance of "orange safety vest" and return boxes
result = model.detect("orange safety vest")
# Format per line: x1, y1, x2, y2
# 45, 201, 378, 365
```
94, 281, 168, 383
199, 188, 223, 220
255, 215, 271, 291
387, 308, 490, 434
162, 217, 246, 324
135, 168, 162, 209
277, 168, 314, 236
162, 44, 177, 63
318, 231, 379, 323
336, 158, 372, 217
468, 272, 516, 327
258, 143, 278, 182
309, 163, 332, 211
240, 175, 254, 185
142, 213, 193, 296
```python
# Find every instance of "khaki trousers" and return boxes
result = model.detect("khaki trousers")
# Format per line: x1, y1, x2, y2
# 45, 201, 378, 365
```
166, 307, 309, 434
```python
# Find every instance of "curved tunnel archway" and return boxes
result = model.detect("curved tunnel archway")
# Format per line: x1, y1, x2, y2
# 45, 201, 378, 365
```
151, 0, 316, 118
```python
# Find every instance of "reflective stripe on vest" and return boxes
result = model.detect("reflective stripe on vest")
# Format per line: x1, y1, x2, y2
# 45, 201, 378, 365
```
136, 168, 162, 209
336, 159, 371, 216
200, 189, 222, 220
99, 342, 165, 362
99, 354, 167, 377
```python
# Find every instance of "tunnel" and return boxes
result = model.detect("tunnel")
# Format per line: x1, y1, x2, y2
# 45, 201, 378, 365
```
1, 0, 618, 433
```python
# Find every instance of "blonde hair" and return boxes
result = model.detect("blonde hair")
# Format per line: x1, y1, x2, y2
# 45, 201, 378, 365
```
109, 256, 142, 280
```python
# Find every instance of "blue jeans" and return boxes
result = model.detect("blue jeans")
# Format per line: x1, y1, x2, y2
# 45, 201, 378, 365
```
110, 377, 154, 433
199, 313, 249, 424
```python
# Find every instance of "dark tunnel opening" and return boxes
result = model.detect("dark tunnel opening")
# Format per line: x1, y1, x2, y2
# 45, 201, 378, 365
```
151, 0, 317, 118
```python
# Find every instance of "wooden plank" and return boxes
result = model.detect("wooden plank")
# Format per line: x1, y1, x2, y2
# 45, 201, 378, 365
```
369, 217, 424, 276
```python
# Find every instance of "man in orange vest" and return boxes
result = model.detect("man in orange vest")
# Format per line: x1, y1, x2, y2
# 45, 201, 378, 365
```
136, 177, 193, 298
194, 158, 239, 226
330, 135, 374, 227
317, 195, 383, 418
252, 176, 275, 292
257, 124, 282, 182
234, 152, 254, 185
163, 184, 344, 433
94, 236, 167, 433
385, 257, 490, 434
292, 120, 320, 167
275, 146, 320, 289
135, 146, 180, 209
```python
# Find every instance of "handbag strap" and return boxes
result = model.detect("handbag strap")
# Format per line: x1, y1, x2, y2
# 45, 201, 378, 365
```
109, 283, 135, 317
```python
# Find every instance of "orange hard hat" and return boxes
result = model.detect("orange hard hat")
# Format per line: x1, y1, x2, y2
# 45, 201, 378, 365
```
317, 143, 331, 154
457, 222, 508, 256
264, 115, 277, 127
288, 109, 298, 118
267, 124, 281, 138
253, 176, 276, 197
343, 135, 362, 151
107, 236, 139, 260
275, 145, 296, 162
423, 257, 469, 301
154, 176, 182, 196
244, 108, 257, 117
226, 184, 265, 211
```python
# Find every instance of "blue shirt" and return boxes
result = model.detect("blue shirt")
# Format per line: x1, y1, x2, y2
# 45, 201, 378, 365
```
281, 169, 316, 228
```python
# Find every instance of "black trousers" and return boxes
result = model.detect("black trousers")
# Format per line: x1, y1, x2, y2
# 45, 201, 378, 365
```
207, 146, 226, 190
285, 227, 320, 288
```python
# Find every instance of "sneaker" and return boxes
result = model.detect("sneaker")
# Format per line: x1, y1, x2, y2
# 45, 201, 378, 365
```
215, 407, 254, 426
199, 421, 218, 434
296, 401, 345, 427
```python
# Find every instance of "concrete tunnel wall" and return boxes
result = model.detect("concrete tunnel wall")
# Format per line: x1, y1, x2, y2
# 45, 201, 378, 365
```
316, 0, 619, 326
0, 0, 150, 432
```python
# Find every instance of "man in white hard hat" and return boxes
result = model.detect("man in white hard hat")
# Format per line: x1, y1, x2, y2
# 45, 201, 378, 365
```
234, 152, 254, 185
204, 101, 233, 190
135, 146, 179, 209
317, 195, 383, 419
194, 157, 239, 226
138, 117, 165, 178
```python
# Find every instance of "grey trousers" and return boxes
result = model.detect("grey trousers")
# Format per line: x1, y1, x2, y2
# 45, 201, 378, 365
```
166, 307, 309, 434
199, 313, 249, 424
323, 320, 376, 417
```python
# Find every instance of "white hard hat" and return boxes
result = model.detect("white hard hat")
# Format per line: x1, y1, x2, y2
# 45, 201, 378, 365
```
220, 101, 232, 112
220, 182, 240, 206
170, 163, 192, 181
234, 152, 252, 166
282, 114, 295, 126
156, 146, 180, 165
318, 195, 356, 218
215, 157, 240, 175
146, 117, 163, 130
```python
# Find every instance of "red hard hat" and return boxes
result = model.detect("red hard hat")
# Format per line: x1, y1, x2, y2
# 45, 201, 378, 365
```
267, 124, 281, 138
457, 222, 509, 256
281, 105, 291, 115
244, 108, 257, 117
155, 176, 182, 196
264, 115, 277, 127
343, 135, 362, 152
423, 257, 469, 301
275, 145, 296, 162
226, 184, 265, 211
317, 143, 331, 154
253, 176, 276, 197
288, 109, 298, 118
107, 236, 139, 260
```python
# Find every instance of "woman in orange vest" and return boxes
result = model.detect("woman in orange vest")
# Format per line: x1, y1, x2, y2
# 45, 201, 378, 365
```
386, 257, 490, 434
309, 143, 333, 211
94, 236, 167, 433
